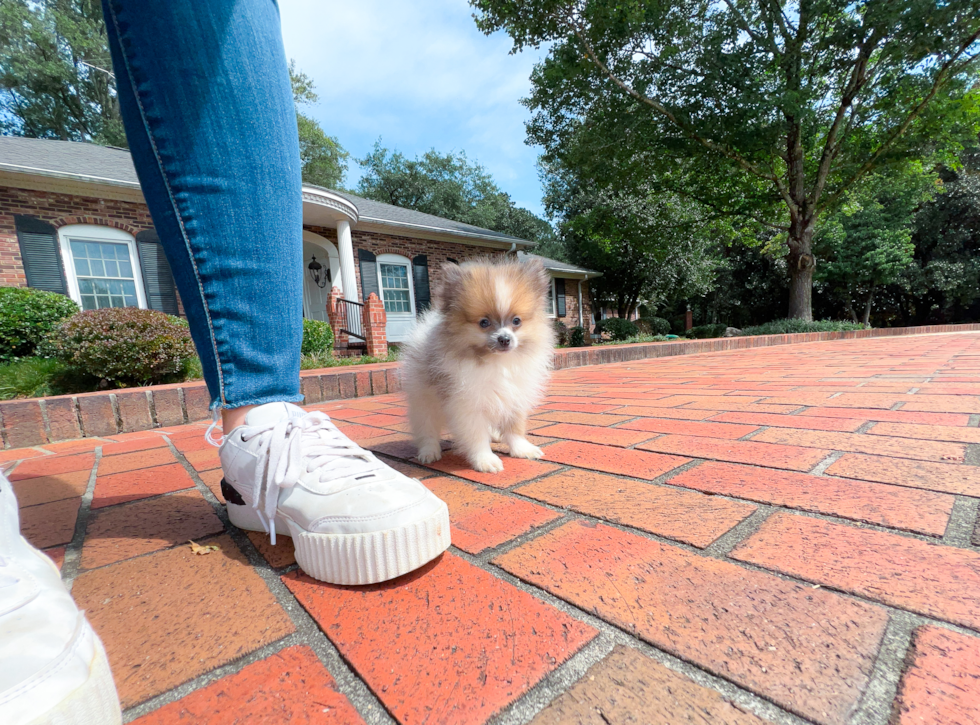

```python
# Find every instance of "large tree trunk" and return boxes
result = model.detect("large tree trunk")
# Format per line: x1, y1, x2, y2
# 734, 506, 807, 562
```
861, 283, 876, 326
786, 224, 815, 321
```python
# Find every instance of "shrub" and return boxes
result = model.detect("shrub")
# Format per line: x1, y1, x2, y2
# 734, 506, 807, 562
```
45, 307, 196, 387
636, 316, 671, 336
553, 319, 570, 346
569, 326, 586, 347
595, 317, 639, 341
302, 318, 335, 356
685, 323, 729, 339
0, 287, 79, 363
740, 319, 868, 336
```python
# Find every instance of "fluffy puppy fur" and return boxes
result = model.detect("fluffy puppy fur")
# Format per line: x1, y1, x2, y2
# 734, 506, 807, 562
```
401, 256, 555, 473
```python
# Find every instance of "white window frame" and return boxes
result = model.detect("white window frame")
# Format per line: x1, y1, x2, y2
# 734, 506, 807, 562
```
57, 224, 147, 310
546, 277, 557, 317
376, 253, 416, 316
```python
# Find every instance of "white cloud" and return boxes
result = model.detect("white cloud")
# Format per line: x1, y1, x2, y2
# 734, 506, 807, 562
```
278, 0, 548, 215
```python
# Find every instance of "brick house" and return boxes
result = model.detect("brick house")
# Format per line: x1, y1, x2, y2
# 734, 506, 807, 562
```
0, 137, 595, 347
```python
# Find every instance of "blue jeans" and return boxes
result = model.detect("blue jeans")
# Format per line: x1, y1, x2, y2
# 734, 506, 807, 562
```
102, 0, 303, 410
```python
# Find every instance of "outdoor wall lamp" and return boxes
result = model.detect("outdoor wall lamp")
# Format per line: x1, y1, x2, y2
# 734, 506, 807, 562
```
307, 255, 329, 288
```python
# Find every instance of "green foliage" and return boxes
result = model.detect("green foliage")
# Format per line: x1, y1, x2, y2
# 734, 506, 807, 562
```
568, 325, 586, 347
473, 0, 980, 319
0, 357, 63, 399
289, 61, 349, 189
741, 319, 867, 336
815, 165, 937, 324
636, 317, 671, 336
301, 318, 335, 356
684, 323, 729, 339
0, 0, 126, 145
300, 349, 399, 370
0, 287, 79, 363
552, 319, 569, 346
356, 142, 555, 243
46, 307, 196, 387
595, 317, 638, 341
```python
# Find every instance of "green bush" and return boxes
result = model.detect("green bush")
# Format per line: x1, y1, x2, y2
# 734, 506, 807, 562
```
740, 319, 868, 336
685, 323, 729, 339
301, 318, 335, 356
553, 319, 570, 346
0, 287, 79, 363
596, 317, 639, 341
45, 307, 196, 387
569, 326, 586, 347
636, 316, 671, 336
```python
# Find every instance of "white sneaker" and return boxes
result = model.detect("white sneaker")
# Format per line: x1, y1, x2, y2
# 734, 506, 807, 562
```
219, 402, 451, 585
0, 475, 122, 725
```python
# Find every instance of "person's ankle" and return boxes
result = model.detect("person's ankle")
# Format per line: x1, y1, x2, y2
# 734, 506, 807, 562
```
221, 405, 258, 433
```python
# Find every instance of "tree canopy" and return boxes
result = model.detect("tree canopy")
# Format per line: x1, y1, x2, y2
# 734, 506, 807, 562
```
0, 0, 125, 145
473, 0, 980, 319
288, 61, 349, 189
356, 142, 555, 243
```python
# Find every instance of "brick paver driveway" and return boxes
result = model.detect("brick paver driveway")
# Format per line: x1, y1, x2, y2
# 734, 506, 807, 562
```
5, 333, 980, 725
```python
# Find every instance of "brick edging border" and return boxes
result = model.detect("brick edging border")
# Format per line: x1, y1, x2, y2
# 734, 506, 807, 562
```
3, 323, 978, 449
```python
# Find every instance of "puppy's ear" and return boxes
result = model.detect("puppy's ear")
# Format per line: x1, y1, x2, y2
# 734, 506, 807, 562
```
435, 262, 466, 311
523, 258, 551, 300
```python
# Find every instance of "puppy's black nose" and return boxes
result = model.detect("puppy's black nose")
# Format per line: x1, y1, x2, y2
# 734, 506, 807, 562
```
497, 332, 512, 348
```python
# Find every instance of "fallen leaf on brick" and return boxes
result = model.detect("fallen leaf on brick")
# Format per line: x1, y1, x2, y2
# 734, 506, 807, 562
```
189, 540, 220, 555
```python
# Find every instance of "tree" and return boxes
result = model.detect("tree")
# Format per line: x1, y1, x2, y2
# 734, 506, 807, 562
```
815, 165, 936, 324
473, 0, 980, 319
0, 0, 125, 146
550, 173, 723, 318
288, 61, 349, 189
356, 142, 555, 242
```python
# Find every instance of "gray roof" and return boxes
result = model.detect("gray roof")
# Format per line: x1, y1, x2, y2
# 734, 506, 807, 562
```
518, 251, 599, 277
0, 136, 140, 186
0, 136, 533, 246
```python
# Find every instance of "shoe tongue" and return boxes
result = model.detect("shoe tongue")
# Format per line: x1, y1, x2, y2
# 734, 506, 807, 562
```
243, 402, 306, 427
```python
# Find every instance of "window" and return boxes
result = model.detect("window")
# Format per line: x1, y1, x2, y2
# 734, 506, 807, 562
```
376, 254, 415, 315
545, 278, 556, 317
58, 225, 146, 310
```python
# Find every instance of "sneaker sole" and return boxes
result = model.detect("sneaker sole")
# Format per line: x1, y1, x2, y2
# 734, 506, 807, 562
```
224, 487, 451, 586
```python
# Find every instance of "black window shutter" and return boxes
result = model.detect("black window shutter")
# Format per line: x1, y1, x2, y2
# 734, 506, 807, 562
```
555, 278, 566, 317
136, 230, 179, 315
412, 254, 431, 313
14, 216, 68, 295
358, 248, 379, 302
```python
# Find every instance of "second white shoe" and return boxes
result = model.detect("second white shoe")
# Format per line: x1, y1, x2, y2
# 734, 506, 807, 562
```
219, 402, 451, 585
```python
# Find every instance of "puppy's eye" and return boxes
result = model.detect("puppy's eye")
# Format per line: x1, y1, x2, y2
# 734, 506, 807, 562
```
512, 317, 521, 327
479, 318, 491, 329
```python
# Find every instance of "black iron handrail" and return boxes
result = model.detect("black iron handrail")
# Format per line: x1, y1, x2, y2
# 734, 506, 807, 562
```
338, 298, 365, 341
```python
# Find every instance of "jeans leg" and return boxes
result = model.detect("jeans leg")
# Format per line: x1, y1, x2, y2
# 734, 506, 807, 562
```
102, 0, 303, 410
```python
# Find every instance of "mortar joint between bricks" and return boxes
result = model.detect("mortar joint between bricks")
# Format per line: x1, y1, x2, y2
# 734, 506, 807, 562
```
177, 387, 189, 425
37, 399, 53, 443
108, 393, 122, 434
146, 389, 158, 429
72, 396, 85, 437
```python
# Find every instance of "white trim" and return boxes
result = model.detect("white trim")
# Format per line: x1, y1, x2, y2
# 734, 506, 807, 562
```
546, 277, 557, 318
0, 162, 141, 190
57, 224, 146, 309
376, 254, 416, 316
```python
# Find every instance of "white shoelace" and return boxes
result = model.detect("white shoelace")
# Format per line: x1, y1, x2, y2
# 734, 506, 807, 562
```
241, 411, 378, 545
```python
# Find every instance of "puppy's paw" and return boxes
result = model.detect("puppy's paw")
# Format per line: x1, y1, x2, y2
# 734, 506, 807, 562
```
508, 437, 544, 460
471, 450, 504, 473
416, 444, 443, 464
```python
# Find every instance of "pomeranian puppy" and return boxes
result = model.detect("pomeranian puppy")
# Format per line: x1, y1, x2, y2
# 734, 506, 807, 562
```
402, 256, 555, 473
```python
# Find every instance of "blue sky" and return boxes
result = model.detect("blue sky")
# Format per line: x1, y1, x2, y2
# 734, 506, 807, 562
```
278, 0, 549, 217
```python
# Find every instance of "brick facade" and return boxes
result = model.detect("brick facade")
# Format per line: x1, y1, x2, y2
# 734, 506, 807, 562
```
554, 279, 593, 330
0, 186, 155, 288
2, 186, 592, 335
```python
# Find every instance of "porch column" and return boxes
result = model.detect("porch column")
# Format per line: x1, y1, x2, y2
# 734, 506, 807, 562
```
336, 219, 359, 302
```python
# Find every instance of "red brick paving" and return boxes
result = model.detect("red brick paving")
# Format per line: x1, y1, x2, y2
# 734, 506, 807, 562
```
517, 468, 756, 548
130, 645, 364, 724
495, 520, 888, 725
283, 555, 598, 725
732, 513, 980, 629
892, 626, 980, 725
4, 332, 980, 723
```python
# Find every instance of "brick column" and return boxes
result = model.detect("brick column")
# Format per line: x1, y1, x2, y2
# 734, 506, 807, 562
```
684, 309, 693, 332
327, 286, 348, 349
362, 293, 388, 358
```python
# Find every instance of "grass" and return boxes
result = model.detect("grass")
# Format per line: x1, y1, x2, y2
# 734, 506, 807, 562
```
740, 319, 868, 335
0, 358, 98, 400
601, 333, 670, 345
300, 350, 399, 369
